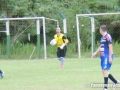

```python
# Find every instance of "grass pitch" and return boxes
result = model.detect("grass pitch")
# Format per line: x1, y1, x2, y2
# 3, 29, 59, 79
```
0, 58, 120, 90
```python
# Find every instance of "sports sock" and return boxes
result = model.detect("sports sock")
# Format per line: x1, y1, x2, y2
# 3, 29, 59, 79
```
104, 77, 108, 89
60, 57, 64, 67
108, 74, 117, 84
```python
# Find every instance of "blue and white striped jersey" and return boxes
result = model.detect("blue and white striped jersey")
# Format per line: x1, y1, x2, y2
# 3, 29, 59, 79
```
100, 33, 112, 57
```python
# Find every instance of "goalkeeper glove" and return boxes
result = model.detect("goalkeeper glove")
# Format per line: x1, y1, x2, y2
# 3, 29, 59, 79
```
60, 43, 66, 49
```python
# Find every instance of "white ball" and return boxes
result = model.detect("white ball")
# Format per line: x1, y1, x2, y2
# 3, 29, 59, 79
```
50, 39, 57, 45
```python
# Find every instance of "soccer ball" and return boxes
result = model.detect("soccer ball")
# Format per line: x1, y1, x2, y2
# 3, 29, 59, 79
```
50, 39, 57, 45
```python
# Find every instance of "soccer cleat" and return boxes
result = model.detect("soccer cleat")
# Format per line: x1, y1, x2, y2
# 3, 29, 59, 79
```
112, 80, 120, 90
117, 80, 120, 83
60, 64, 64, 69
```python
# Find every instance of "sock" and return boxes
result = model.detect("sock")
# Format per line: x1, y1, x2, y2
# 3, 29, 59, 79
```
104, 77, 108, 89
108, 74, 117, 84
60, 57, 64, 67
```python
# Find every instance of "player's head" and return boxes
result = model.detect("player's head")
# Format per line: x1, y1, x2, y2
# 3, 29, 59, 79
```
56, 27, 61, 35
99, 25, 107, 35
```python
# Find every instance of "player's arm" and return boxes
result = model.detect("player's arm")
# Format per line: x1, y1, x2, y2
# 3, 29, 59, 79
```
108, 44, 113, 63
60, 36, 69, 49
108, 44, 113, 56
106, 35, 113, 63
63, 36, 69, 45
92, 46, 100, 57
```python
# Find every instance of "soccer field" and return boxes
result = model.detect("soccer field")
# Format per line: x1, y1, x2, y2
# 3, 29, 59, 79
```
0, 58, 120, 90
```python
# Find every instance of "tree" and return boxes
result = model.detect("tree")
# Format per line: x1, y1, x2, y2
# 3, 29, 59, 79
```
0, 0, 120, 52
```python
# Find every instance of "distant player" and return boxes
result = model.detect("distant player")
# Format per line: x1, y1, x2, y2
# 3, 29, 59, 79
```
0, 70, 4, 79
92, 25, 119, 90
53, 27, 69, 68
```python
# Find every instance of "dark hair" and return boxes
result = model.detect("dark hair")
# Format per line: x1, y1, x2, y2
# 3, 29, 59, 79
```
100, 25, 107, 32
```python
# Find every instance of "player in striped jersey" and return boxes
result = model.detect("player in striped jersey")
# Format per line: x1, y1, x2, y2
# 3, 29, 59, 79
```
92, 25, 119, 90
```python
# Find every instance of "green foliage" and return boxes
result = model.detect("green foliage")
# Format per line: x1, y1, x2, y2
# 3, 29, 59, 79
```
0, 41, 6, 55
0, 41, 120, 58
79, 17, 91, 51
113, 41, 120, 57
88, 0, 119, 13
0, 0, 120, 58
10, 42, 37, 59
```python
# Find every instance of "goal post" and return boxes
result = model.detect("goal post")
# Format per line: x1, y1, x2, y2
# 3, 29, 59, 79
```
0, 17, 59, 59
6, 20, 10, 58
90, 16, 95, 55
36, 19, 40, 58
76, 12, 120, 58
59, 12, 67, 37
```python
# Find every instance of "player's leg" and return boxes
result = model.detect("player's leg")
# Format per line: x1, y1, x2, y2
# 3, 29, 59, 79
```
102, 70, 108, 90
107, 62, 118, 84
108, 73, 118, 84
57, 48, 61, 61
109, 75, 119, 88
60, 57, 64, 68
60, 46, 67, 68
108, 54, 119, 84
101, 58, 109, 90
108, 68, 119, 89
57, 48, 64, 68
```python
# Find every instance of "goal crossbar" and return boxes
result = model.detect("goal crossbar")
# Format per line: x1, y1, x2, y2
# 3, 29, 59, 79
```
76, 12, 120, 17
0, 17, 44, 21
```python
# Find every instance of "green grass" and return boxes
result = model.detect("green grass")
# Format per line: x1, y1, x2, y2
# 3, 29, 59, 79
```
0, 58, 120, 90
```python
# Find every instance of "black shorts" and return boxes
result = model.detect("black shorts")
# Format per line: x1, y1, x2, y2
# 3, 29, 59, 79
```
57, 46, 67, 58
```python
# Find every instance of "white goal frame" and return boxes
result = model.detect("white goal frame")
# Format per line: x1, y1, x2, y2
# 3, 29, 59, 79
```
76, 12, 120, 58
0, 17, 59, 59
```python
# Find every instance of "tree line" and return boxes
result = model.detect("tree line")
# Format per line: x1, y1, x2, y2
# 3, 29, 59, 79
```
0, 0, 120, 51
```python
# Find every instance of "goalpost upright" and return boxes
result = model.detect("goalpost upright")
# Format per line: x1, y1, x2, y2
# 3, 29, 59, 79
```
6, 20, 10, 58
45, 17, 59, 59
76, 12, 120, 58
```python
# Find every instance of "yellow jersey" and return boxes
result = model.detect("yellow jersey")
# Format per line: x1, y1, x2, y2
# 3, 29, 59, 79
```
54, 33, 68, 47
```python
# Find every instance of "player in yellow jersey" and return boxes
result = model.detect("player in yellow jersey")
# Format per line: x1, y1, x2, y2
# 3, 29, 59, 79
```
54, 27, 69, 68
